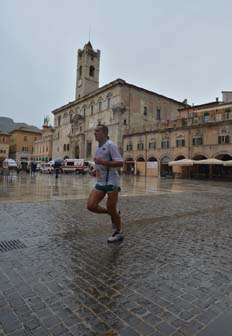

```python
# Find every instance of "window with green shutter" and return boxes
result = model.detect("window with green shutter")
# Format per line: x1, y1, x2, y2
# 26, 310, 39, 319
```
218, 135, 230, 144
225, 135, 230, 143
161, 141, 169, 149
137, 143, 144, 150
176, 139, 185, 147
192, 137, 203, 145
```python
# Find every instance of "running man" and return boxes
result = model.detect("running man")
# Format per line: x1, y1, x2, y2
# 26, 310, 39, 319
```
87, 124, 124, 243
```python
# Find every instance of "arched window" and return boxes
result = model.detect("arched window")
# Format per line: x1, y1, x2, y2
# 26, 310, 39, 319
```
137, 143, 144, 150
98, 101, 102, 112
63, 112, 67, 124
107, 97, 111, 109
106, 92, 112, 109
148, 157, 157, 162
126, 143, 133, 151
89, 66, 95, 77
148, 141, 156, 149
204, 112, 210, 123
82, 105, 87, 116
79, 66, 82, 77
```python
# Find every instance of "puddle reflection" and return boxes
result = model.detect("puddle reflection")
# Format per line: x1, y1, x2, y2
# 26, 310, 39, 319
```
1, 173, 232, 203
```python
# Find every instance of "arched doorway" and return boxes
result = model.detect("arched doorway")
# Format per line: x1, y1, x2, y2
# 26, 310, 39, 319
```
136, 156, 145, 175
192, 154, 208, 178
215, 153, 232, 179
215, 154, 232, 161
148, 156, 157, 161
124, 157, 135, 174
160, 156, 172, 177
172, 155, 192, 178
147, 156, 158, 177
175, 155, 186, 160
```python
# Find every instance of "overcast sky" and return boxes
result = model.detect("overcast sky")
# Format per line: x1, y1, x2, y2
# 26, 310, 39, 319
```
1, 0, 232, 128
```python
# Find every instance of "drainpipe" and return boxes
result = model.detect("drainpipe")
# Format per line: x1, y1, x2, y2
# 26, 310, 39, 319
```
145, 132, 147, 177
128, 87, 131, 129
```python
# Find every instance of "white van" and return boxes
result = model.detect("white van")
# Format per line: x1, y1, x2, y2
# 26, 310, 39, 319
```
62, 159, 89, 174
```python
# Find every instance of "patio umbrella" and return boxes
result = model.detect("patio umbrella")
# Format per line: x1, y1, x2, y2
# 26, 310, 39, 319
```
194, 158, 223, 165
168, 159, 194, 167
3, 158, 17, 168
223, 160, 232, 166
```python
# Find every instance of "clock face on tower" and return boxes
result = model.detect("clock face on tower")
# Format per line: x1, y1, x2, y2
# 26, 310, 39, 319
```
78, 79, 82, 87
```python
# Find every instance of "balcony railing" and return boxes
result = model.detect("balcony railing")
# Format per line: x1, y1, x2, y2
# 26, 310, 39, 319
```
112, 103, 127, 112
176, 112, 232, 128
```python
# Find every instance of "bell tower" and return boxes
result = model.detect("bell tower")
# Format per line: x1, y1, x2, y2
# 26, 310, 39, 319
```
75, 41, 100, 99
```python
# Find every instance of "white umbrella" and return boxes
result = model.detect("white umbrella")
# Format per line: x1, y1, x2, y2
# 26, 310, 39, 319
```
194, 158, 223, 165
168, 159, 194, 167
3, 158, 17, 168
223, 160, 232, 166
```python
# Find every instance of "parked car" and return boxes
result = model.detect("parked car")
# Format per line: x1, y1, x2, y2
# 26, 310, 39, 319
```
40, 161, 55, 174
62, 159, 89, 174
35, 161, 44, 172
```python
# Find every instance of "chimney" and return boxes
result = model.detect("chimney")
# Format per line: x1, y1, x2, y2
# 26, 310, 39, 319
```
222, 91, 232, 103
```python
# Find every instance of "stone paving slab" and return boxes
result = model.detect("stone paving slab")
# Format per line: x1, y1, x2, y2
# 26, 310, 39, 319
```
1, 181, 232, 335
197, 312, 232, 336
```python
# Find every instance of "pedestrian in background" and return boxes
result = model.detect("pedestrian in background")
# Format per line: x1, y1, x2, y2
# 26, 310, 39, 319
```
30, 161, 37, 175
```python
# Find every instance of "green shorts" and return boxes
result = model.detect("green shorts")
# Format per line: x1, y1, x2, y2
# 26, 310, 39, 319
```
95, 184, 121, 193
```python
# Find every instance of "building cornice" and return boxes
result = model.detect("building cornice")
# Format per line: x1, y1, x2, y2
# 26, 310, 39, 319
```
0, 131, 11, 136
10, 128, 42, 135
52, 78, 188, 115
123, 119, 232, 138
178, 101, 232, 113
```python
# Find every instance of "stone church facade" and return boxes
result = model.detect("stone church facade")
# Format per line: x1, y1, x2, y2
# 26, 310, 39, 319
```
52, 42, 186, 161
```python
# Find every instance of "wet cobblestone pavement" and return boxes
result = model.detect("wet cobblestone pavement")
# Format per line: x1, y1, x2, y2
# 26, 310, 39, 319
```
1, 174, 232, 335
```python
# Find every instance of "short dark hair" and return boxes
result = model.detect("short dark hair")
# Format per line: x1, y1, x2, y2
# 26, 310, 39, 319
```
96, 123, 109, 138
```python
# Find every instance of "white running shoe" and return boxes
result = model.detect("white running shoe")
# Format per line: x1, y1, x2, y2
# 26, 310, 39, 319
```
107, 231, 124, 243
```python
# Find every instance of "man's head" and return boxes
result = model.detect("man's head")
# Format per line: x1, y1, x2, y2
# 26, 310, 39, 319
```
94, 124, 109, 143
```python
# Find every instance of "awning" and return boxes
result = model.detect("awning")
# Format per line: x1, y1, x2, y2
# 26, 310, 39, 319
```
168, 159, 194, 167
223, 160, 232, 166
194, 158, 223, 165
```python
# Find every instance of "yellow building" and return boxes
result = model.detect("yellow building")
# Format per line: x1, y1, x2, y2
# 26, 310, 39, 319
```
123, 93, 232, 178
0, 131, 10, 164
9, 128, 42, 164
32, 124, 54, 162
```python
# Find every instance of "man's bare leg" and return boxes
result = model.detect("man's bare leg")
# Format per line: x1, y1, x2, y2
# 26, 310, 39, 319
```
107, 192, 121, 232
87, 189, 108, 214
